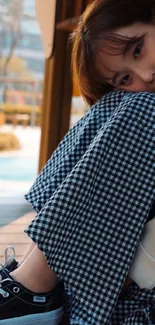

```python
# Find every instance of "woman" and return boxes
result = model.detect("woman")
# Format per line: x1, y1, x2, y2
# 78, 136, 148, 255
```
0, 0, 154, 324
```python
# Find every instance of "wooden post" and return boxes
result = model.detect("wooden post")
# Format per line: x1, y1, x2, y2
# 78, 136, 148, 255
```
38, 0, 91, 172
38, 29, 72, 172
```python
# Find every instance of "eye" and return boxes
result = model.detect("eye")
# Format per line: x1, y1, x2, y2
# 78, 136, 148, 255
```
120, 75, 131, 86
133, 40, 143, 58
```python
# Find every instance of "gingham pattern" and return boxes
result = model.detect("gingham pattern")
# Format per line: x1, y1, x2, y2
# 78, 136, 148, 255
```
25, 91, 155, 325
111, 282, 155, 324
25, 90, 125, 213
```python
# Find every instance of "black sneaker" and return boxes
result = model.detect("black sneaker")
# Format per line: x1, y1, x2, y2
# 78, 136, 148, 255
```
0, 269, 64, 325
0, 246, 18, 273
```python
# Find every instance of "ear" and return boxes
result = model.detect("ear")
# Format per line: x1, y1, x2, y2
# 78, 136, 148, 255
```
36, 0, 56, 59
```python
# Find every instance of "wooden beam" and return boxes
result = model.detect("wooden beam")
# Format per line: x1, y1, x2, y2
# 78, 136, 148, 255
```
56, 16, 80, 32
38, 0, 91, 172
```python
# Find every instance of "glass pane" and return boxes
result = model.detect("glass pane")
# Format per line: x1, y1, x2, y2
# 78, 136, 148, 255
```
0, 0, 44, 233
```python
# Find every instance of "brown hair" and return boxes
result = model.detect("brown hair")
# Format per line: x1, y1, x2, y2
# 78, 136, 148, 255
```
71, 0, 155, 105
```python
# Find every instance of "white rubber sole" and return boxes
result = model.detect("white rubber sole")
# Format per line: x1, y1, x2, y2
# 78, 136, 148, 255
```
0, 307, 63, 325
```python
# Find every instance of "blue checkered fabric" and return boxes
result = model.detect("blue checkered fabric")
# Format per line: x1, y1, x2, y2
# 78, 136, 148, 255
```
111, 282, 155, 324
25, 90, 155, 325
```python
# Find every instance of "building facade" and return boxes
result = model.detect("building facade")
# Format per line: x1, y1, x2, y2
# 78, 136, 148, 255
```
0, 0, 44, 80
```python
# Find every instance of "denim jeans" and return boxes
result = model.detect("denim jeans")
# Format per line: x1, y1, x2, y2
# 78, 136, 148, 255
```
0, 307, 63, 325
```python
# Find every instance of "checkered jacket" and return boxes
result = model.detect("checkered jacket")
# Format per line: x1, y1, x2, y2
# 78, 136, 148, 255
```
25, 90, 155, 325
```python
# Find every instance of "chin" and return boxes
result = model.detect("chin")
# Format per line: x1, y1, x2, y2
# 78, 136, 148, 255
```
135, 88, 155, 93
145, 89, 155, 93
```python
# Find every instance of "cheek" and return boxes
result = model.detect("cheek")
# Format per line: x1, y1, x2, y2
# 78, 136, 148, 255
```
120, 81, 148, 92
150, 49, 155, 64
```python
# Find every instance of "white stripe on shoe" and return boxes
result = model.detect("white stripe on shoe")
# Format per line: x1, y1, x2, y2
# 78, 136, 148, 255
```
0, 306, 63, 325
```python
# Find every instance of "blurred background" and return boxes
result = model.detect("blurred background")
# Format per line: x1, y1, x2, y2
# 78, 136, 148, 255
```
0, 0, 89, 227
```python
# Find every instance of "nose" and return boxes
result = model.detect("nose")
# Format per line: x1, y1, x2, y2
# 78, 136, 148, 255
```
144, 72, 155, 83
135, 68, 155, 84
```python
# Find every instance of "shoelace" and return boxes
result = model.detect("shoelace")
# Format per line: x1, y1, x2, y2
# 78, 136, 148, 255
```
0, 246, 16, 271
0, 246, 15, 297
0, 275, 12, 297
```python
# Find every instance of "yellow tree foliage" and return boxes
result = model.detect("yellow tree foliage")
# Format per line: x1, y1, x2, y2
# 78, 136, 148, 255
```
0, 56, 35, 80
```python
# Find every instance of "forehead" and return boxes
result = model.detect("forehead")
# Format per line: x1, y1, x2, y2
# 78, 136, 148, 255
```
114, 22, 151, 38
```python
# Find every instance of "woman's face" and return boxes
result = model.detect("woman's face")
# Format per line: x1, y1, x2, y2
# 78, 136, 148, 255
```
101, 23, 155, 93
